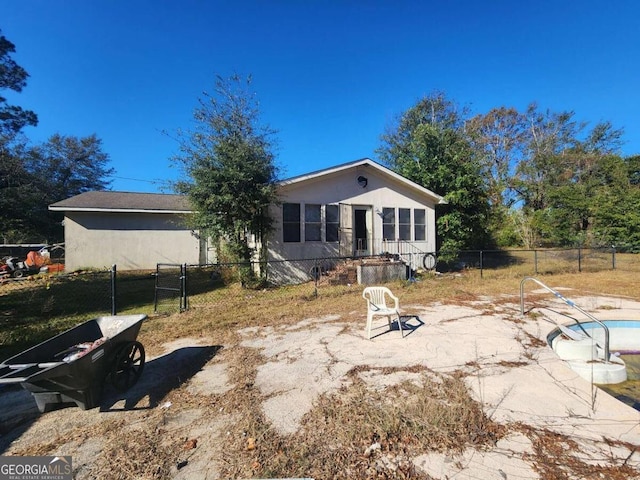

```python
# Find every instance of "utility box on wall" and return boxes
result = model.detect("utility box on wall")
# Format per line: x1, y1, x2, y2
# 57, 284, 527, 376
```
357, 262, 407, 285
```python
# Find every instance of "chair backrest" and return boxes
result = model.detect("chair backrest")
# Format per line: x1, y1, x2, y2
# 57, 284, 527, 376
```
362, 286, 392, 309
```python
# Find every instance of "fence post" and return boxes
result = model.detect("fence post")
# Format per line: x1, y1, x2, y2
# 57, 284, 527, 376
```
612, 246, 616, 270
534, 250, 538, 275
111, 264, 117, 315
314, 258, 319, 298
578, 247, 582, 272
479, 250, 484, 278
181, 263, 188, 312
153, 264, 159, 313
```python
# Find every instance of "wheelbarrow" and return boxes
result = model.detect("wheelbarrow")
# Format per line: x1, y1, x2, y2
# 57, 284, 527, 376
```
0, 314, 147, 412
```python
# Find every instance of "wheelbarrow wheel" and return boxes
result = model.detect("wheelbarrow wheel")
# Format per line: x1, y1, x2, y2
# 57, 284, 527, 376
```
111, 341, 145, 392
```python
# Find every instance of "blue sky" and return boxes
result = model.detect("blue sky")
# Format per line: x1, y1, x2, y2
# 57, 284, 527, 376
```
4, 1, 640, 194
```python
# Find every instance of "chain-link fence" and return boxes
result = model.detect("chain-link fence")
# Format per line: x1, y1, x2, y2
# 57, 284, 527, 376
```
2, 249, 638, 320
0, 266, 156, 361
0, 268, 112, 317
149, 249, 640, 312
183, 258, 328, 310
443, 248, 639, 278
2, 248, 640, 359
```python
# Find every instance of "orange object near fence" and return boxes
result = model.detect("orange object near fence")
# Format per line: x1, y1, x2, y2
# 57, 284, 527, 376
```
25, 250, 48, 268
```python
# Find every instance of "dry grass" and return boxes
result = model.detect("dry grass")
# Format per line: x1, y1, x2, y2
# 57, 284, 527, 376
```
520, 425, 640, 480
9, 267, 640, 479
102, 264, 640, 355
92, 419, 182, 480
142, 268, 640, 479
216, 359, 505, 479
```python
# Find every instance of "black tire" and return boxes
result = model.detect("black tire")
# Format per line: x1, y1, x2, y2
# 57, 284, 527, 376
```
309, 264, 325, 281
111, 341, 145, 392
423, 254, 437, 270
12, 269, 25, 278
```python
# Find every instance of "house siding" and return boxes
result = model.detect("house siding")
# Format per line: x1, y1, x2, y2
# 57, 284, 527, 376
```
63, 211, 200, 271
50, 160, 442, 279
266, 164, 439, 282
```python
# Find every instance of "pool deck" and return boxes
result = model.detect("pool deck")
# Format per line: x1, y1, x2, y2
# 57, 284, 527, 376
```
2, 290, 640, 478
240, 292, 640, 478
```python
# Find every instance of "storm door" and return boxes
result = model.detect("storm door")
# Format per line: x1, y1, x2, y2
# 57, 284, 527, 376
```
353, 206, 372, 256
339, 203, 352, 257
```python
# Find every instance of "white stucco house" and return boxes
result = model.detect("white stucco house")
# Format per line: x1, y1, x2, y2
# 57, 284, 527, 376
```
49, 158, 446, 279
263, 158, 446, 283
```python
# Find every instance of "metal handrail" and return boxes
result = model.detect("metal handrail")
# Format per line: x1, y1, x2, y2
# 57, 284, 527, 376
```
383, 239, 437, 272
520, 276, 611, 363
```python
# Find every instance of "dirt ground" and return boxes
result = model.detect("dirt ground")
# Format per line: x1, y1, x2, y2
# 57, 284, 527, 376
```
2, 291, 640, 479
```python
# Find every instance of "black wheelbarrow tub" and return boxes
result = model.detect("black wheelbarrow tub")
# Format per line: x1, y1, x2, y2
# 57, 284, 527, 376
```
0, 314, 146, 412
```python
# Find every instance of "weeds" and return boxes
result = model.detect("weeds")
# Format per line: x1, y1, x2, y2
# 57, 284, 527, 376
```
4, 268, 640, 478
92, 420, 182, 479
216, 365, 506, 479
520, 426, 639, 480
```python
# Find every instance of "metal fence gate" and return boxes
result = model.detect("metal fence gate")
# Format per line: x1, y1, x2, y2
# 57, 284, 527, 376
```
154, 263, 187, 312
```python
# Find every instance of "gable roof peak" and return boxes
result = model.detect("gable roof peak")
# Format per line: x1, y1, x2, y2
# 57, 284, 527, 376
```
280, 158, 446, 204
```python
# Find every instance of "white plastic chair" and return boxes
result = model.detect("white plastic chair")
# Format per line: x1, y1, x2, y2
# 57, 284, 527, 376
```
362, 286, 403, 339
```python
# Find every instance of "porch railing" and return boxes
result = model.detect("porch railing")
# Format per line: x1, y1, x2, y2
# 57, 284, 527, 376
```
379, 239, 436, 271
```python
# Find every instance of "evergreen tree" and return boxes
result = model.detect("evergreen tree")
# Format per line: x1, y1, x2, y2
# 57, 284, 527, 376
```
172, 75, 279, 284
377, 93, 490, 254
0, 31, 37, 138
0, 30, 38, 242
26, 134, 113, 241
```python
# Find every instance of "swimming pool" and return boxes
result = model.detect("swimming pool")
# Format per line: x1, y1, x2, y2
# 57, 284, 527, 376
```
548, 320, 640, 405
520, 277, 640, 409
602, 353, 640, 410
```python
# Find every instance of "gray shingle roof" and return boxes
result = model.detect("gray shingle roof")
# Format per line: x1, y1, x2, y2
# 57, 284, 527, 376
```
49, 191, 192, 213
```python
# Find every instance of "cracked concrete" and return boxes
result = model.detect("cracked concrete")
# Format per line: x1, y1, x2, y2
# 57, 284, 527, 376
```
2, 293, 640, 479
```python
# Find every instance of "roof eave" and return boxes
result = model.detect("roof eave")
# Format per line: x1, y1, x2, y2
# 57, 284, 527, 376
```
279, 158, 373, 186
48, 206, 193, 214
